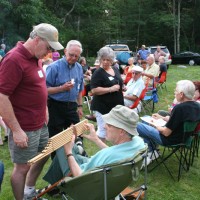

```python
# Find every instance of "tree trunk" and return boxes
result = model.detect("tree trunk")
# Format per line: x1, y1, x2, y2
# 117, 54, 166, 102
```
177, 0, 182, 53
173, 0, 177, 54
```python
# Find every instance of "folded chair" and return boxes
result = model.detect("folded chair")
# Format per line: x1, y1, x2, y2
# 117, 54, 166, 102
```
58, 148, 148, 200
82, 85, 93, 114
149, 121, 199, 181
141, 79, 158, 113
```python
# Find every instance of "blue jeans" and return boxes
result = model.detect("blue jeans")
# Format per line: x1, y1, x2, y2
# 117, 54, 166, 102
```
137, 122, 164, 151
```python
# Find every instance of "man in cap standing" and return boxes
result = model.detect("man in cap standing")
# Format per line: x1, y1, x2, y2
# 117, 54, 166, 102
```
0, 23, 63, 200
137, 45, 150, 62
123, 65, 145, 109
43, 105, 146, 183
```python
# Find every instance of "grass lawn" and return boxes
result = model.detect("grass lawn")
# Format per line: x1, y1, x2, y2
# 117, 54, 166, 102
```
1, 65, 200, 199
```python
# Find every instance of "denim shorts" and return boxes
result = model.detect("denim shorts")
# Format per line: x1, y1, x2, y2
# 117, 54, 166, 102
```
8, 124, 49, 163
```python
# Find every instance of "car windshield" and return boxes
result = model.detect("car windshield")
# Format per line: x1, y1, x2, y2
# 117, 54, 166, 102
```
106, 45, 129, 51
150, 47, 169, 54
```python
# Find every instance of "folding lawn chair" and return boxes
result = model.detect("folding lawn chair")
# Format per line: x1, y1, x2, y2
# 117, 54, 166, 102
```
141, 79, 158, 113
148, 121, 199, 181
154, 72, 167, 93
57, 147, 148, 200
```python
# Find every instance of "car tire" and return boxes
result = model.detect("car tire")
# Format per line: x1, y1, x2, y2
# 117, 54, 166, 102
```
189, 60, 195, 66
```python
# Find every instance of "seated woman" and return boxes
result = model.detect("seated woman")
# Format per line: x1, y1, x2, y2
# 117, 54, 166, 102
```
123, 57, 136, 84
137, 80, 200, 166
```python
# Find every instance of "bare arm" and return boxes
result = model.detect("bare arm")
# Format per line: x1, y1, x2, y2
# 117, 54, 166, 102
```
142, 72, 154, 79
156, 126, 172, 137
124, 94, 138, 101
91, 84, 120, 95
82, 123, 108, 149
64, 135, 82, 177
0, 93, 28, 148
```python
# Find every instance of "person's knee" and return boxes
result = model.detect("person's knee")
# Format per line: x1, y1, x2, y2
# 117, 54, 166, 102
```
13, 163, 30, 176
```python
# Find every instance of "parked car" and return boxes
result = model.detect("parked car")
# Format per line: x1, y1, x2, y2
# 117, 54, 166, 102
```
172, 51, 200, 65
148, 46, 172, 68
105, 44, 132, 64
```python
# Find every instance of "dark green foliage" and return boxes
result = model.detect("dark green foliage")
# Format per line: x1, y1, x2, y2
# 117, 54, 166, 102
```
0, 0, 200, 55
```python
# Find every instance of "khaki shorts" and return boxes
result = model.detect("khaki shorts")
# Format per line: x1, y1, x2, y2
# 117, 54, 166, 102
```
8, 124, 49, 164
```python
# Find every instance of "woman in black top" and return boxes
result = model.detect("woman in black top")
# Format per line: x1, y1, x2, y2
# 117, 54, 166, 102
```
90, 47, 124, 141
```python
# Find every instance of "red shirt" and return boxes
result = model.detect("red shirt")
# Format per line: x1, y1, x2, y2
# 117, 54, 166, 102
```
0, 42, 47, 131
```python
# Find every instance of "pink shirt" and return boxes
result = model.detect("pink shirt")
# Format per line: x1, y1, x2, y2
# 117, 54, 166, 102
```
0, 42, 47, 131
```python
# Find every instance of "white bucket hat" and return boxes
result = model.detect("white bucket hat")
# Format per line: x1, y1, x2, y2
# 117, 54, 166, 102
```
102, 105, 139, 136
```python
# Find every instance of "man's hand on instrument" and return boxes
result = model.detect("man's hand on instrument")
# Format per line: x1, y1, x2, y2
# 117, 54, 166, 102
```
13, 130, 28, 148
82, 123, 98, 142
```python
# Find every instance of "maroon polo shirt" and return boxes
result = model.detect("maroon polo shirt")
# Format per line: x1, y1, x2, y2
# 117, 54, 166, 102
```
0, 42, 47, 131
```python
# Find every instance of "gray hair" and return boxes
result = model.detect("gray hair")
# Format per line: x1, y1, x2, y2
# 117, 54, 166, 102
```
176, 80, 195, 99
147, 54, 155, 62
79, 56, 86, 64
1, 44, 6, 50
66, 40, 83, 53
98, 46, 115, 62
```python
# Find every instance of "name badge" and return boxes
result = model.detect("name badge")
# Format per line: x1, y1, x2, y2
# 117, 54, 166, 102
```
38, 70, 44, 78
108, 76, 114, 81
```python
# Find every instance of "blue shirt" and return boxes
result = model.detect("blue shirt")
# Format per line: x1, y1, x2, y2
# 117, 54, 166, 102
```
80, 136, 146, 173
46, 57, 84, 102
137, 49, 150, 60
43, 136, 146, 184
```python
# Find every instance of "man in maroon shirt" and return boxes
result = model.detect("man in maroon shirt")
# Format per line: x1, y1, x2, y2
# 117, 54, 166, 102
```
0, 23, 63, 200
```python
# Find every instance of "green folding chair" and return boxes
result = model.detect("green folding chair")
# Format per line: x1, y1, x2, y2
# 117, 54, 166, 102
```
58, 147, 148, 200
149, 121, 199, 181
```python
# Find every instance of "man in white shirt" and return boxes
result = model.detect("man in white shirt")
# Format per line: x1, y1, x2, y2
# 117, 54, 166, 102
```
124, 66, 145, 108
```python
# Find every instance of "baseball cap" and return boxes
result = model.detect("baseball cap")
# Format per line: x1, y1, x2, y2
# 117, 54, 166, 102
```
33, 23, 64, 50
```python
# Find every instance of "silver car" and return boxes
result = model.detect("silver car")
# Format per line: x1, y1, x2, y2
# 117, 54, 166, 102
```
148, 46, 172, 68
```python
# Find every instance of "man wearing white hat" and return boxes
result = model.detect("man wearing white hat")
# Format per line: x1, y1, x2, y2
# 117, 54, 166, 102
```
43, 105, 146, 183
124, 66, 145, 109
0, 23, 63, 200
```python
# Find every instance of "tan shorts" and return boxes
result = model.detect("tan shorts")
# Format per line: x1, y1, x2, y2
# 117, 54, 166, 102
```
8, 124, 49, 164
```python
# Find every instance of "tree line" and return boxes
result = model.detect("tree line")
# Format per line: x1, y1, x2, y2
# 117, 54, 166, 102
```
0, 0, 199, 57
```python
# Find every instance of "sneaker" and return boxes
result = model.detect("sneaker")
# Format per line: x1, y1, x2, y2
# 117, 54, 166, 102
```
75, 137, 88, 157
23, 190, 37, 200
140, 150, 160, 170
23, 190, 48, 200
148, 150, 160, 161
140, 156, 152, 170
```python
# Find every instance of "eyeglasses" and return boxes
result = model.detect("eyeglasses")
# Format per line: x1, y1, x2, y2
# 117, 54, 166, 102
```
40, 37, 54, 52
46, 45, 54, 52
132, 72, 140, 75
68, 53, 80, 59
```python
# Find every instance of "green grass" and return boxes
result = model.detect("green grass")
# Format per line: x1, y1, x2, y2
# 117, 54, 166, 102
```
1, 65, 200, 199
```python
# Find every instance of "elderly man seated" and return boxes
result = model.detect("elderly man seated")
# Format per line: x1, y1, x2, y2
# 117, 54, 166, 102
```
142, 54, 159, 86
43, 105, 146, 184
137, 80, 200, 165
123, 66, 145, 109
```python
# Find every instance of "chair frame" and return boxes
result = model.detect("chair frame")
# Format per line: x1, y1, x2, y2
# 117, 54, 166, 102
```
58, 149, 148, 200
